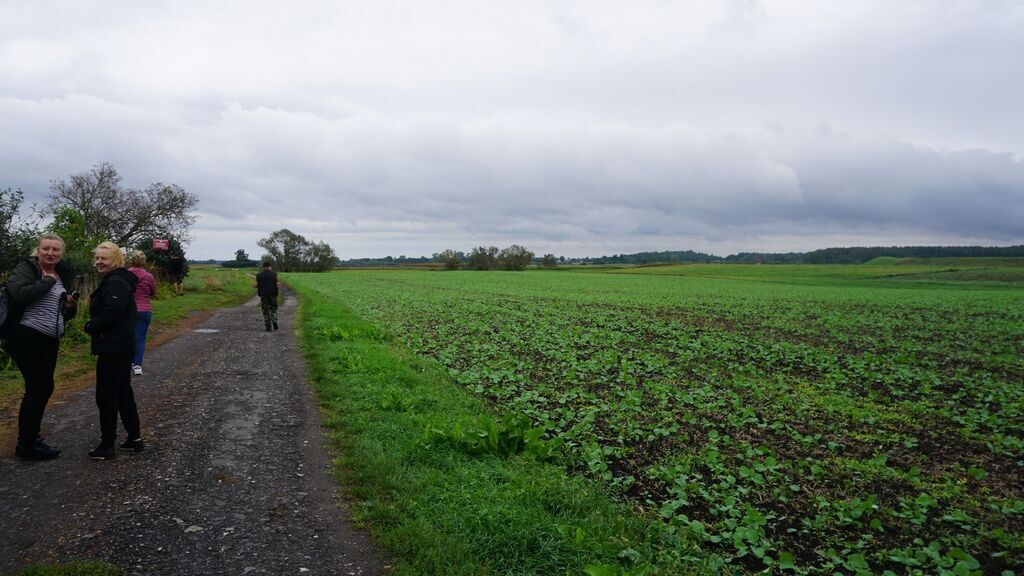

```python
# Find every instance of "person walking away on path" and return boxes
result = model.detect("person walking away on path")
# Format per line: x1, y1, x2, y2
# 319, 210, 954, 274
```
256, 261, 280, 332
84, 241, 143, 460
128, 250, 157, 376
1, 234, 79, 460
166, 253, 185, 296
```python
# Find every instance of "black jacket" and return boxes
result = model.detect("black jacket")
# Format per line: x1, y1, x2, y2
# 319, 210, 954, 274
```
1, 257, 78, 338
256, 270, 278, 298
85, 267, 138, 355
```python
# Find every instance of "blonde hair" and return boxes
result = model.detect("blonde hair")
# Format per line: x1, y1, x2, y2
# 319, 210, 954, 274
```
129, 250, 147, 267
95, 241, 126, 269
32, 233, 65, 256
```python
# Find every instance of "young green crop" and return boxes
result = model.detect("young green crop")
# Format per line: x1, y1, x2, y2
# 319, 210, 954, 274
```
289, 265, 1023, 575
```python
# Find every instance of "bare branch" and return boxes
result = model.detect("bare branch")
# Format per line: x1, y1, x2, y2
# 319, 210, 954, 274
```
48, 163, 198, 248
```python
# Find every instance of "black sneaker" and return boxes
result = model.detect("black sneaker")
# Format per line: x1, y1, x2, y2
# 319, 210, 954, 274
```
119, 438, 145, 452
89, 444, 116, 460
15, 439, 61, 460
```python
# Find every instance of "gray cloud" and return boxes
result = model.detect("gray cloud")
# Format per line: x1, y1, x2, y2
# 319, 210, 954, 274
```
1, 1, 1022, 259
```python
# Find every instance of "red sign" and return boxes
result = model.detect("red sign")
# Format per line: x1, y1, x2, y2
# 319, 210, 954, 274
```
152, 239, 170, 251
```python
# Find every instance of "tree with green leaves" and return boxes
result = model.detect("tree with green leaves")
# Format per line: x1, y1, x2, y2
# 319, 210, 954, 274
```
135, 236, 189, 280
467, 246, 499, 270
498, 245, 534, 271
305, 241, 338, 272
223, 249, 259, 268
258, 229, 307, 272
257, 229, 336, 272
1, 188, 39, 278
45, 207, 105, 277
434, 249, 463, 270
541, 253, 558, 269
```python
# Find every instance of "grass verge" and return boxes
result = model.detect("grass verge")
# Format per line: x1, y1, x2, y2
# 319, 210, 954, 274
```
16, 562, 122, 576
291, 276, 713, 576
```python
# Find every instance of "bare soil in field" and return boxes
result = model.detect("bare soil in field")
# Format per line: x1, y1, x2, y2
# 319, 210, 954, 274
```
0, 287, 386, 576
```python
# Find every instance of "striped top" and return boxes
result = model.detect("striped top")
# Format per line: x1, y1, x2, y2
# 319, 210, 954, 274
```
20, 278, 66, 338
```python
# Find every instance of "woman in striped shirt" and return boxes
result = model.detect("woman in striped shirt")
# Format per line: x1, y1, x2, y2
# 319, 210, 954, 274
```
3, 233, 79, 460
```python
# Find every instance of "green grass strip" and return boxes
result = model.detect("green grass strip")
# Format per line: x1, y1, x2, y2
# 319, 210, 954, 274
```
292, 280, 713, 576
16, 561, 122, 576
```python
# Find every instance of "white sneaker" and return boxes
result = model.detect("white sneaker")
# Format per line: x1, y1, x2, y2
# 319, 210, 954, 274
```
133, 365, 143, 376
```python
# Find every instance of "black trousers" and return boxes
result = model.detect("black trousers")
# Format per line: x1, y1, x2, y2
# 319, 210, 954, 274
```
9, 325, 59, 446
95, 351, 141, 446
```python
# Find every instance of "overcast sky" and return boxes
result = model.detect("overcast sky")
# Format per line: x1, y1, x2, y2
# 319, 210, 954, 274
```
2, 1, 1022, 260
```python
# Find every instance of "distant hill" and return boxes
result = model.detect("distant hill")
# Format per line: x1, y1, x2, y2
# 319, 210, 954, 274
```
802, 245, 1024, 264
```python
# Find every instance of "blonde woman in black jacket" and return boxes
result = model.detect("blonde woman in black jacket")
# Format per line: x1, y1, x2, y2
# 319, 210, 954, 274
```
3, 234, 78, 460
83, 241, 142, 460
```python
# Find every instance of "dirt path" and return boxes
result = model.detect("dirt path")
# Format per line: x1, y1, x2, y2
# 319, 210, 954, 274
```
0, 287, 386, 576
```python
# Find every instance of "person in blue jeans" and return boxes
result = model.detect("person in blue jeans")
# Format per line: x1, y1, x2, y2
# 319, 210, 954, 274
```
128, 251, 157, 376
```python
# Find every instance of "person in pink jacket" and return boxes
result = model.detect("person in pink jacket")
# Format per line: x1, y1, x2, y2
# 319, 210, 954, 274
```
128, 251, 157, 376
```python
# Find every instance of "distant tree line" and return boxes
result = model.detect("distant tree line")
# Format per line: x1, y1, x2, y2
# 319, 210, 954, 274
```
577, 246, 1024, 265
721, 245, 1024, 264
337, 255, 432, 267
799, 245, 1024, 264
576, 250, 719, 265
722, 252, 806, 264
222, 249, 260, 268
433, 245, 538, 271
248, 244, 1024, 274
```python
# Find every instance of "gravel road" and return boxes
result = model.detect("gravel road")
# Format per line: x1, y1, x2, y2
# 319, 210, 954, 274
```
0, 287, 385, 576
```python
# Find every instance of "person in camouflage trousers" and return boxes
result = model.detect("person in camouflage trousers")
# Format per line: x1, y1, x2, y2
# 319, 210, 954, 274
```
255, 261, 280, 331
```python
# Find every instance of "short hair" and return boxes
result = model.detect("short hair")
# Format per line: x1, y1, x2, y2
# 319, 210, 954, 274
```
129, 250, 147, 267
32, 233, 65, 256
95, 241, 126, 269
262, 261, 272, 268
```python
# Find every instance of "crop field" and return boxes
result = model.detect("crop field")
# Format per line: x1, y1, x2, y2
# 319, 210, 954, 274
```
289, 264, 1022, 575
